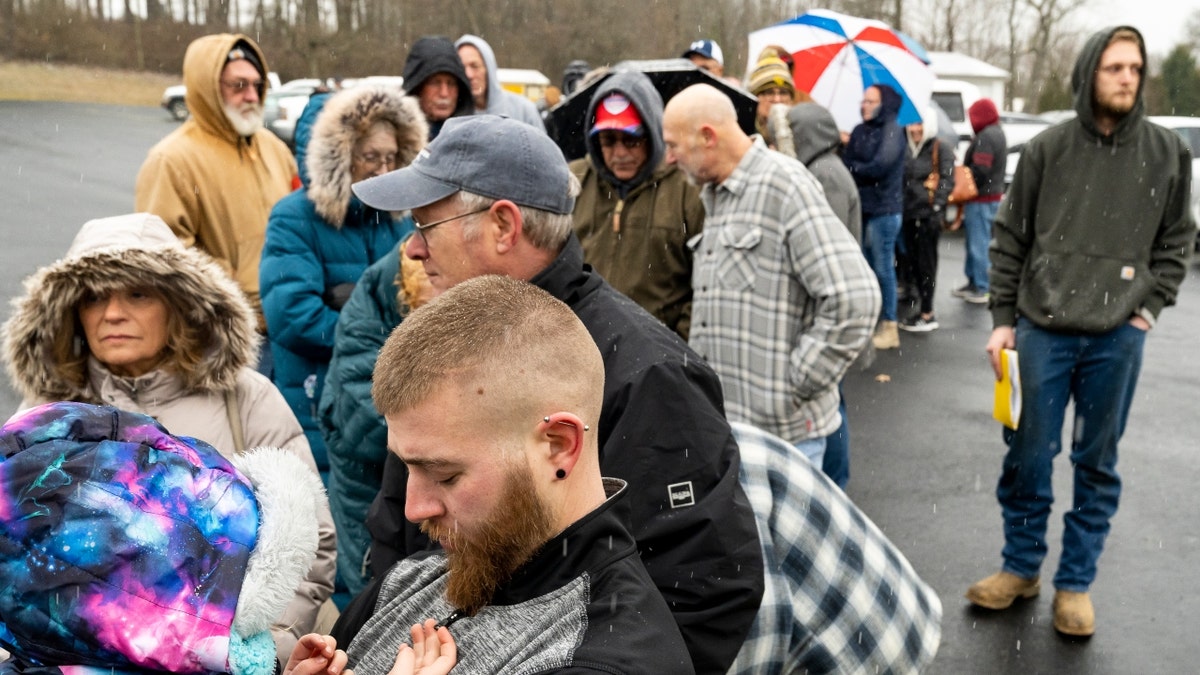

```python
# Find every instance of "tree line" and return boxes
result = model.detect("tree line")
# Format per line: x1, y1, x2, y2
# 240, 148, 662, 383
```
3, 0, 1200, 115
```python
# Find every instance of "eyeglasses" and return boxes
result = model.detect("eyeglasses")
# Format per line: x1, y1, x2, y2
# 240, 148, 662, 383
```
413, 206, 491, 245
597, 132, 646, 149
758, 87, 792, 101
221, 78, 263, 93
354, 152, 399, 169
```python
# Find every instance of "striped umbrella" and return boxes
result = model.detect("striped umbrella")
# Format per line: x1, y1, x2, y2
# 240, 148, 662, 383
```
748, 9, 935, 131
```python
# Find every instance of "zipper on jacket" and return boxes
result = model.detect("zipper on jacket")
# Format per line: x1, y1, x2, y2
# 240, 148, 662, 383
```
612, 199, 625, 234
437, 609, 465, 629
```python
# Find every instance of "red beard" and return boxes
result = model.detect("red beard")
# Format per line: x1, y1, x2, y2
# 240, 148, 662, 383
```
420, 463, 556, 616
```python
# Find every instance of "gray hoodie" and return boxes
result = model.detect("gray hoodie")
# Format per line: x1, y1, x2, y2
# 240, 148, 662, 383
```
454, 34, 544, 129
775, 102, 863, 243
582, 69, 666, 196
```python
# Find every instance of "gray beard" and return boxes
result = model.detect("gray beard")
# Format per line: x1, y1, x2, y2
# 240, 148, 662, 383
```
223, 103, 264, 137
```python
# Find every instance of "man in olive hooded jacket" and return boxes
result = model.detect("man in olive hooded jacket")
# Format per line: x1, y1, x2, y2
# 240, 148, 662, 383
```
569, 70, 705, 339
967, 25, 1195, 638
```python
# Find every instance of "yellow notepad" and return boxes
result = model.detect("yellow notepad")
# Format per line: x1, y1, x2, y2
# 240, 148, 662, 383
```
993, 349, 1021, 430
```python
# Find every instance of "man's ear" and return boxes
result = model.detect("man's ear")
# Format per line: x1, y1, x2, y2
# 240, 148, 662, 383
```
699, 124, 718, 148
490, 200, 523, 254
537, 413, 586, 480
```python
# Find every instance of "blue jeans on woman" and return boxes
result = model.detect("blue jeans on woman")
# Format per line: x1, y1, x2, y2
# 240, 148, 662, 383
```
863, 213, 902, 321
963, 201, 999, 292
997, 318, 1146, 591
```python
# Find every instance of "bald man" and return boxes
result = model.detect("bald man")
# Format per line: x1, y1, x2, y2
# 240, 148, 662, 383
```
663, 84, 880, 465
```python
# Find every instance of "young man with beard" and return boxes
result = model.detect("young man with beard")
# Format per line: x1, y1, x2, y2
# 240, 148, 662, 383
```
135, 34, 296, 351
323, 275, 692, 674
336, 115, 763, 674
967, 26, 1194, 637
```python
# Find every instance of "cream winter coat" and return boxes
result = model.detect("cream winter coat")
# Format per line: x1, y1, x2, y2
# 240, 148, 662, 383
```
1, 213, 336, 663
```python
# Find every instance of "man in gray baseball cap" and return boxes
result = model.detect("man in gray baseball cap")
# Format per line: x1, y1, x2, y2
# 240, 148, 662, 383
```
352, 114, 574, 296
343, 114, 765, 673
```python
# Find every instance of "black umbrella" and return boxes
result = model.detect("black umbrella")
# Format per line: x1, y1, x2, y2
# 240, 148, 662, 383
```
545, 58, 758, 161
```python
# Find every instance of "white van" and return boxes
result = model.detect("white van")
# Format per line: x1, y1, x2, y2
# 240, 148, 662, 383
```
930, 79, 981, 155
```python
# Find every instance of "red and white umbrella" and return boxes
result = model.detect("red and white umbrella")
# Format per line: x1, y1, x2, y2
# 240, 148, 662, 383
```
748, 9, 934, 132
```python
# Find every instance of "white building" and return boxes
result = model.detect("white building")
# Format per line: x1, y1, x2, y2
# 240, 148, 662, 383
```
928, 51, 1009, 106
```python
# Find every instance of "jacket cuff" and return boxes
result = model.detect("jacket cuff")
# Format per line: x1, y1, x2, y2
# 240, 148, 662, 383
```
1136, 306, 1158, 328
991, 305, 1017, 328
1142, 292, 1166, 319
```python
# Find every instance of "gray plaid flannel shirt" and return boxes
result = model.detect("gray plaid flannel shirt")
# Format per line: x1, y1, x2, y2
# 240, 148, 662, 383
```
689, 142, 880, 443
729, 422, 942, 674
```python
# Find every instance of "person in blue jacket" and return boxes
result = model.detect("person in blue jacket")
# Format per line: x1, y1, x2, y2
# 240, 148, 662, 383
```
260, 83, 427, 486
318, 237, 431, 599
843, 83, 907, 350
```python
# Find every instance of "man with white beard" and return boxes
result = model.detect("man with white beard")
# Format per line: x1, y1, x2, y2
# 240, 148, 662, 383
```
136, 34, 296, 368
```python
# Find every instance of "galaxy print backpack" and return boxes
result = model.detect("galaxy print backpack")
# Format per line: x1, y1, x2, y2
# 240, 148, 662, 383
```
0, 402, 322, 675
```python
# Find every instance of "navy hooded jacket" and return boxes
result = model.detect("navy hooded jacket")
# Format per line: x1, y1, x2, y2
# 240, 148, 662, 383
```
842, 84, 907, 217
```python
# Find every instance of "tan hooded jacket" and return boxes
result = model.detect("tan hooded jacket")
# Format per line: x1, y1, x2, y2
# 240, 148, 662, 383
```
134, 33, 297, 331
1, 213, 335, 662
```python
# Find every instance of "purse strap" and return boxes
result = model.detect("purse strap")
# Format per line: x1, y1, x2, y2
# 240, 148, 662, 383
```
224, 388, 245, 452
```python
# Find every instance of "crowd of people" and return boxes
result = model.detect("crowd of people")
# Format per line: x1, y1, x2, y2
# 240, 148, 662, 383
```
0, 22, 1192, 674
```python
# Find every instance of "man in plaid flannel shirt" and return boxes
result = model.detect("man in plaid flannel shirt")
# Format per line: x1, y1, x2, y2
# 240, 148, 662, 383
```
728, 422, 942, 673
663, 84, 881, 464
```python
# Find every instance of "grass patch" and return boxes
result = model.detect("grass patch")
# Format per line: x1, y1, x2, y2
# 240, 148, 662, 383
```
0, 58, 179, 107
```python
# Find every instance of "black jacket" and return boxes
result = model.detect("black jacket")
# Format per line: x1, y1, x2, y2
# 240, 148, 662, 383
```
336, 481, 694, 674
903, 134, 955, 220
964, 123, 1006, 199
401, 36, 473, 137
363, 236, 764, 674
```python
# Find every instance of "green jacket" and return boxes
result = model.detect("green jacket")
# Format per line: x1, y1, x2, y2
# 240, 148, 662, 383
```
990, 26, 1195, 332
570, 158, 704, 339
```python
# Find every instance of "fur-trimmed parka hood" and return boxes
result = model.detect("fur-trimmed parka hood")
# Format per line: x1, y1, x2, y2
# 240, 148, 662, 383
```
2, 213, 259, 403
306, 84, 428, 225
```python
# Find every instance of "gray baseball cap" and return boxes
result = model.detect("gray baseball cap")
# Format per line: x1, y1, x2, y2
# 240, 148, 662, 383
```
352, 115, 575, 215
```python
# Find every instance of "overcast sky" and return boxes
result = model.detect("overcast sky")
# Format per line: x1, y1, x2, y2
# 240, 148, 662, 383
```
1077, 0, 1199, 56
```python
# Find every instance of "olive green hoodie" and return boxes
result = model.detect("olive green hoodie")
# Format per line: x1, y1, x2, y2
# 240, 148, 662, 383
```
569, 71, 704, 339
990, 25, 1195, 332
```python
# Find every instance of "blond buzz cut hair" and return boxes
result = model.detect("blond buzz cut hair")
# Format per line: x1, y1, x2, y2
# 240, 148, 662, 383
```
371, 275, 604, 434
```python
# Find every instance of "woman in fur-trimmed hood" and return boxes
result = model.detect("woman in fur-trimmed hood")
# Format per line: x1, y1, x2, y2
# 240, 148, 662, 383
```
0, 212, 336, 663
260, 84, 426, 483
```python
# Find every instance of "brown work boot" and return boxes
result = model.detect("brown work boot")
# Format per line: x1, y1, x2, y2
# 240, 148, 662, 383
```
872, 320, 900, 350
965, 571, 1041, 609
1053, 590, 1095, 637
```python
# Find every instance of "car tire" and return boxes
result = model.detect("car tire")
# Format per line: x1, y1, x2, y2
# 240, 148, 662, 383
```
169, 99, 189, 121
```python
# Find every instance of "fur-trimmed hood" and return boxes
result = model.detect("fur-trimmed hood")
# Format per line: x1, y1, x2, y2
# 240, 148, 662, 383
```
2, 213, 258, 403
306, 84, 428, 225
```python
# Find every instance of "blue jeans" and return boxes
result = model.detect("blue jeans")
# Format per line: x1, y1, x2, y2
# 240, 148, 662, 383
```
963, 201, 999, 292
822, 386, 850, 489
863, 213, 902, 321
795, 435, 827, 469
997, 319, 1146, 591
